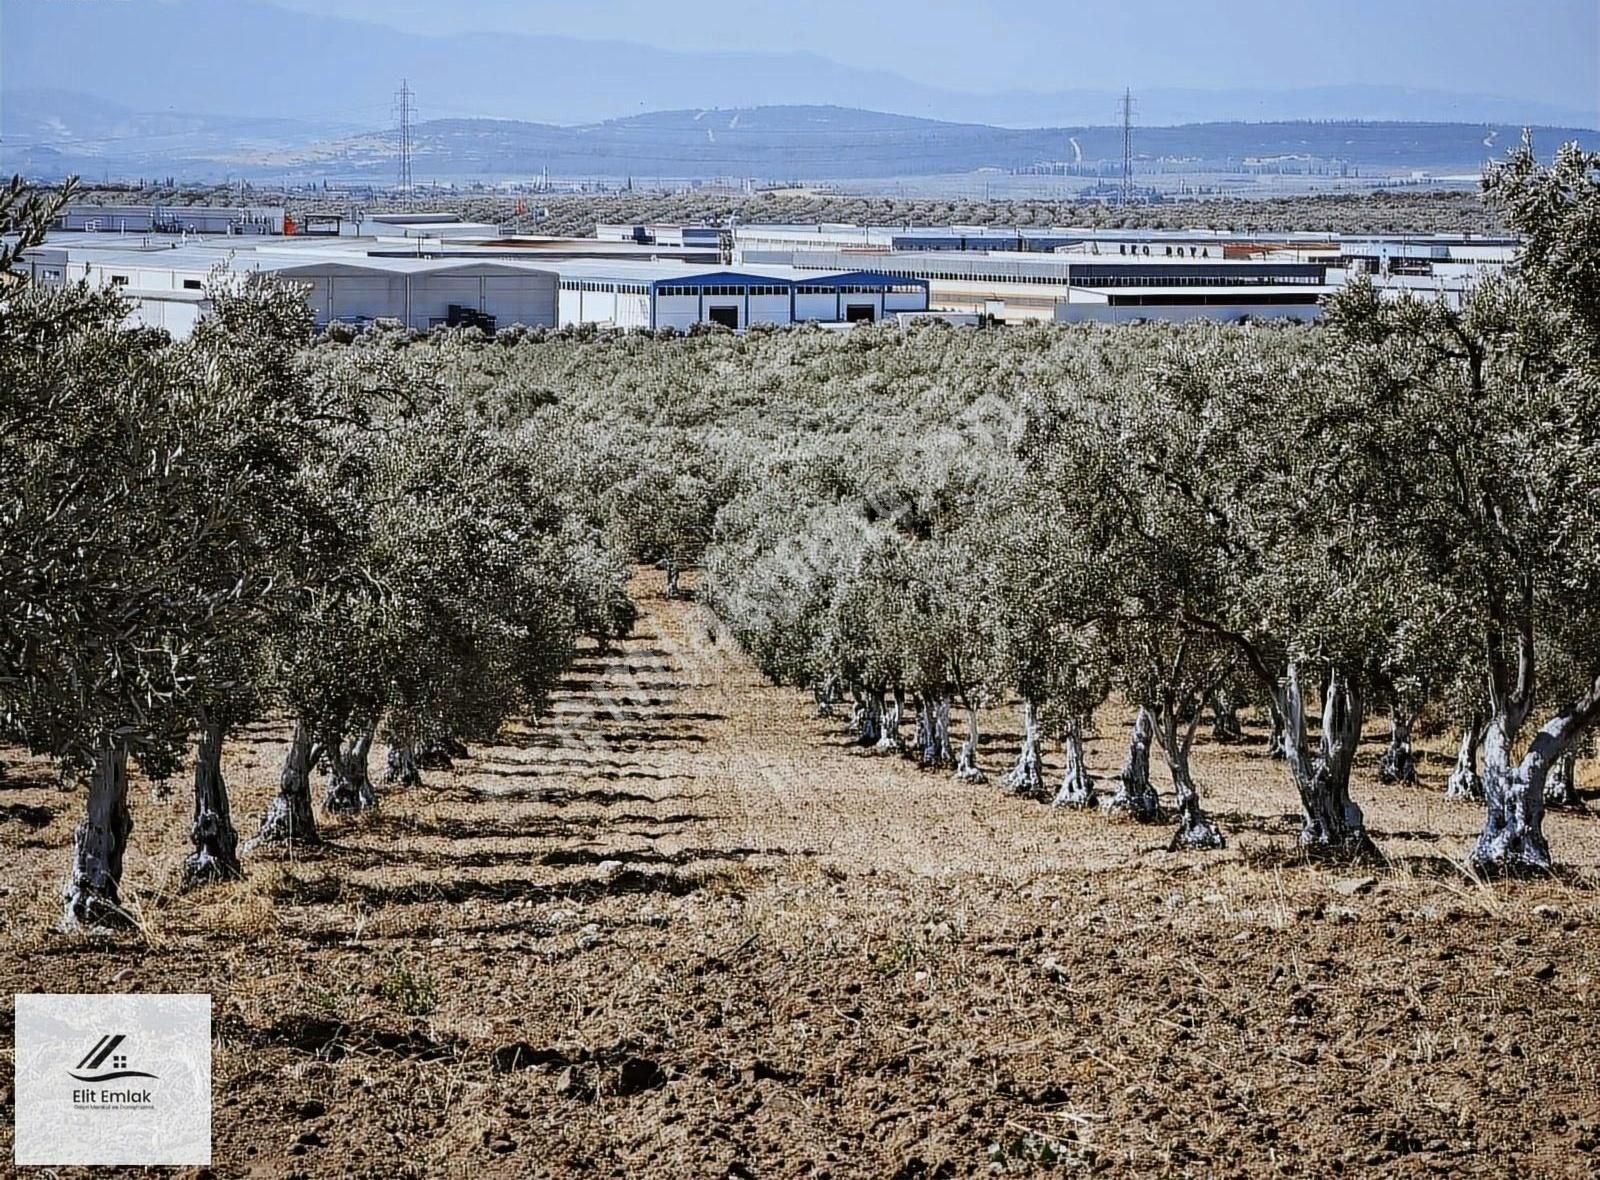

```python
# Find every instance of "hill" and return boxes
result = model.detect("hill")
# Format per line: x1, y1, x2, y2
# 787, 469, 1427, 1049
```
4, 0, 1594, 130
8, 96, 1597, 184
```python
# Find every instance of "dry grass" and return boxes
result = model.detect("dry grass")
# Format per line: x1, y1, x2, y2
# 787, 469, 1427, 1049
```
2, 568, 1599, 1177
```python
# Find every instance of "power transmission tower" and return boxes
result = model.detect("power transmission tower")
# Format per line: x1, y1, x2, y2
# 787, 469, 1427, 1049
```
393, 79, 415, 198
1120, 88, 1134, 207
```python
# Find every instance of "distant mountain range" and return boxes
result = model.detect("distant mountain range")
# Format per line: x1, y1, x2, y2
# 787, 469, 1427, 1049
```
3, 0, 1594, 131
5, 92, 1594, 184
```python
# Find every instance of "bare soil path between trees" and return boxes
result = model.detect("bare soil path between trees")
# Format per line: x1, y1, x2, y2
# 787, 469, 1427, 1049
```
4, 569, 1600, 1177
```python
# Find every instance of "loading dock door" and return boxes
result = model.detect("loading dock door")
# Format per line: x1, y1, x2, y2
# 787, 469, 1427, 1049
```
845, 303, 876, 323
708, 305, 739, 329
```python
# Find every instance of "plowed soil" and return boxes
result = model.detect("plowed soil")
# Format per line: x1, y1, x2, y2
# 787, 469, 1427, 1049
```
3, 569, 1599, 1178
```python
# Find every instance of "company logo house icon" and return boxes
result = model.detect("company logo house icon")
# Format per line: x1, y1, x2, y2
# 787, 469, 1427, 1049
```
68, 1033, 161, 1083
14, 993, 211, 1167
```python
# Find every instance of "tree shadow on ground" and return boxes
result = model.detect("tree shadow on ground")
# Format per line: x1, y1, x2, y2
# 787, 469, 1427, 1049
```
0, 802, 57, 829
216, 1014, 466, 1063
538, 845, 801, 868
272, 867, 729, 909
458, 785, 695, 807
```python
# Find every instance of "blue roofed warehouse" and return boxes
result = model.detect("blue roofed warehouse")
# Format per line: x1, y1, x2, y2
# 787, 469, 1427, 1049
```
549, 260, 929, 330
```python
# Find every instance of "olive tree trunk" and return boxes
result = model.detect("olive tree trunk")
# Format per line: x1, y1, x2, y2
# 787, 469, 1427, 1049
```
813, 676, 839, 718
1004, 699, 1047, 798
1280, 665, 1375, 858
63, 741, 134, 929
385, 742, 423, 787
855, 691, 884, 748
324, 725, 378, 813
1377, 710, 1418, 785
1052, 716, 1095, 808
182, 715, 242, 888
1544, 750, 1581, 809
1210, 690, 1244, 743
1470, 638, 1600, 873
251, 719, 320, 848
1474, 695, 1550, 872
416, 735, 467, 769
1445, 716, 1485, 801
875, 688, 906, 753
1155, 697, 1225, 850
1266, 706, 1288, 761
916, 695, 954, 769
954, 696, 986, 783
1104, 707, 1160, 821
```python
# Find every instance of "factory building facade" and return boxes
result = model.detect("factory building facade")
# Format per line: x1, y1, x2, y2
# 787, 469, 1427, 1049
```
19, 229, 924, 338
739, 247, 1334, 322
19, 209, 1515, 336
22, 240, 559, 336
54, 203, 286, 235
551, 261, 928, 330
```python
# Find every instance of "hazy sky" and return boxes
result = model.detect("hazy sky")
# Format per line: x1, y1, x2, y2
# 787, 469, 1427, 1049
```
267, 0, 1599, 108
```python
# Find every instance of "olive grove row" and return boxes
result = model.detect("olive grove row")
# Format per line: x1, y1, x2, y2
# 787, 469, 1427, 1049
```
66, 182, 1505, 238
1, 193, 644, 927
699, 141, 1600, 871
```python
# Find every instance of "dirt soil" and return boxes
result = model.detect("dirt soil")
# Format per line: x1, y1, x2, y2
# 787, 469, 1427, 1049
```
3, 569, 1600, 1178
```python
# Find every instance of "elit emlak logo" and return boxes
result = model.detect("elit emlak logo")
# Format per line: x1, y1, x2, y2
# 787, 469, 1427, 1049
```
68, 1033, 160, 1083
16, 993, 211, 1166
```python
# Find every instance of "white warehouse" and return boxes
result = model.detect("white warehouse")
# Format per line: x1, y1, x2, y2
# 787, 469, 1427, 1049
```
550, 260, 929, 330
22, 240, 559, 337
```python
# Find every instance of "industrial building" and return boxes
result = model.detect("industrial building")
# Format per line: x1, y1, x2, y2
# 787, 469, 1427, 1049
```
53, 203, 287, 235
736, 246, 1334, 322
731, 224, 1086, 254
19, 221, 925, 336
548, 260, 928, 330
20, 207, 1516, 335
21, 240, 558, 337
596, 223, 724, 250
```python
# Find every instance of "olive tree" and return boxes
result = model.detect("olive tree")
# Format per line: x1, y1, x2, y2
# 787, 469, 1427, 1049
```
169, 276, 320, 885
0, 281, 305, 924
0, 175, 78, 278
1085, 322, 1416, 859
1321, 265, 1600, 872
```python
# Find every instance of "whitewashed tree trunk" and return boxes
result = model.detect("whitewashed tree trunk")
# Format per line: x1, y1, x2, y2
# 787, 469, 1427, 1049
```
385, 742, 422, 787
916, 695, 953, 769
1004, 699, 1047, 798
250, 719, 319, 847
1052, 716, 1095, 808
1281, 665, 1374, 858
1104, 707, 1160, 821
1266, 706, 1288, 761
875, 687, 905, 753
1474, 699, 1550, 872
1155, 702, 1225, 850
954, 697, 986, 782
1377, 710, 1418, 785
324, 725, 378, 813
63, 741, 134, 929
1544, 750, 1580, 809
848, 690, 867, 741
1445, 717, 1485, 801
182, 715, 242, 888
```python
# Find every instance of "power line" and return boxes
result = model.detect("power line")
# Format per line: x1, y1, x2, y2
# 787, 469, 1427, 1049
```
393, 79, 415, 196
1121, 88, 1135, 207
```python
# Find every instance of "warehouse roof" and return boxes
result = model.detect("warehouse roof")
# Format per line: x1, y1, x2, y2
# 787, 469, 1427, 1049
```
542, 259, 926, 288
44, 244, 558, 280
